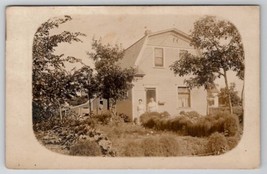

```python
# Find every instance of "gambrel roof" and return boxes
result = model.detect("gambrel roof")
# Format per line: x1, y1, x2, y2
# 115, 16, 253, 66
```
118, 28, 191, 70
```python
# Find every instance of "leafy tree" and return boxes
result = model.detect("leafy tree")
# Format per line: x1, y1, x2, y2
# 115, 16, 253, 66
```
88, 39, 135, 110
170, 16, 244, 114
71, 65, 97, 113
219, 83, 241, 107
32, 15, 86, 120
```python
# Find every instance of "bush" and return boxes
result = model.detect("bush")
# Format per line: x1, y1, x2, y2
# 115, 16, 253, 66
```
118, 113, 131, 122
223, 115, 239, 136
141, 137, 161, 156
123, 141, 144, 157
233, 106, 244, 124
92, 112, 112, 125
207, 132, 229, 155
227, 136, 240, 150
158, 135, 179, 156
140, 111, 239, 138
141, 136, 180, 157
69, 140, 102, 156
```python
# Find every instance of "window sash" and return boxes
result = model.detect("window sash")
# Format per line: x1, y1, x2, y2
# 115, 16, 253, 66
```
154, 48, 164, 67
178, 87, 190, 108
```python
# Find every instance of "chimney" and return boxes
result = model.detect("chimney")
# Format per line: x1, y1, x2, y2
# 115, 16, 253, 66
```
144, 29, 152, 36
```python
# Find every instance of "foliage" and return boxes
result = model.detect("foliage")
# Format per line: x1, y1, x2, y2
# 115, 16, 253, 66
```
206, 132, 229, 155
122, 135, 180, 157
68, 95, 88, 106
123, 141, 144, 157
91, 112, 112, 125
69, 140, 102, 156
88, 39, 135, 109
71, 65, 98, 100
32, 15, 86, 120
219, 83, 242, 106
140, 111, 239, 137
227, 135, 240, 150
170, 16, 244, 113
118, 113, 131, 123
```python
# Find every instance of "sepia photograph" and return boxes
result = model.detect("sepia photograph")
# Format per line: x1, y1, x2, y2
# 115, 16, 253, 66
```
5, 6, 260, 169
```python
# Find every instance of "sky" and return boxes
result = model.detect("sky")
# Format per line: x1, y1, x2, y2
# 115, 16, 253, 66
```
51, 14, 243, 95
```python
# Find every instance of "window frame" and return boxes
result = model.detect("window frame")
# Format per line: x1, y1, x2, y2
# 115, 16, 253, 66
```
177, 86, 191, 108
153, 47, 164, 68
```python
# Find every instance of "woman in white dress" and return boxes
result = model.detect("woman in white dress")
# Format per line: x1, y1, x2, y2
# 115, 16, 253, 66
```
147, 97, 158, 112
136, 99, 145, 124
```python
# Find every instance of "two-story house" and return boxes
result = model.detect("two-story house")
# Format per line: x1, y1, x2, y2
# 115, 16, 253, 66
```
116, 28, 208, 119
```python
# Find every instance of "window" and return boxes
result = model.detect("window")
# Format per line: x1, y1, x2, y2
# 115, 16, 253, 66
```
179, 50, 188, 59
154, 48, 164, 67
178, 87, 190, 108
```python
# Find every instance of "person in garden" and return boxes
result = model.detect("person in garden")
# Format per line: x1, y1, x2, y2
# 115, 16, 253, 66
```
147, 97, 158, 112
136, 99, 145, 124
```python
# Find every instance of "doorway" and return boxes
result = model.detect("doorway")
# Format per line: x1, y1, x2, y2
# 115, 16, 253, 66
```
145, 88, 156, 111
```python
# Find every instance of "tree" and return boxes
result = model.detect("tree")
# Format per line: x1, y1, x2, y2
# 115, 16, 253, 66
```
170, 16, 244, 114
71, 65, 97, 113
88, 39, 135, 110
219, 83, 241, 107
32, 15, 86, 120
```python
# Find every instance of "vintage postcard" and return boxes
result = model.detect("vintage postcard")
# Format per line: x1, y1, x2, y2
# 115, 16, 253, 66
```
6, 6, 260, 169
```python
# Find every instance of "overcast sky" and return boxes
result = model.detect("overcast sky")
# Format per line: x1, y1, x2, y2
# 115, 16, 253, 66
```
51, 14, 243, 95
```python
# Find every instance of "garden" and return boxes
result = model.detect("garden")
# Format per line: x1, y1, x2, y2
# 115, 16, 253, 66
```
33, 109, 243, 157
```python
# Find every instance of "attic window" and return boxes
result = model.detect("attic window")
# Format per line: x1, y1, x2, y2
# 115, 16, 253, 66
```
154, 48, 164, 67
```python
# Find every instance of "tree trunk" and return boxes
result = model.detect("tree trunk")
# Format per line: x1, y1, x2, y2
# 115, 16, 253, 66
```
223, 70, 233, 114
107, 98, 110, 110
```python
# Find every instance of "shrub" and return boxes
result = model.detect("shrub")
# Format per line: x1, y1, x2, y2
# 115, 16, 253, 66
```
180, 111, 201, 119
140, 136, 180, 157
92, 112, 112, 125
123, 141, 144, 157
141, 137, 160, 156
227, 136, 240, 150
158, 135, 179, 156
139, 111, 239, 138
118, 113, 131, 122
207, 132, 229, 155
223, 114, 239, 136
69, 140, 102, 156
233, 106, 244, 124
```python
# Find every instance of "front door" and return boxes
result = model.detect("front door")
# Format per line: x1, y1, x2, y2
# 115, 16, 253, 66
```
146, 88, 156, 111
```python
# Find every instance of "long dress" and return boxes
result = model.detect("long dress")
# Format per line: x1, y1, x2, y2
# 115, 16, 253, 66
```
147, 101, 158, 112
136, 104, 145, 124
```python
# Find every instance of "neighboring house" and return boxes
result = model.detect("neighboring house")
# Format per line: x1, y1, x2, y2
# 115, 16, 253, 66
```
115, 28, 210, 119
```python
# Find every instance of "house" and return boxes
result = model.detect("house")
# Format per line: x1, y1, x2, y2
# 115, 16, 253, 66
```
115, 28, 210, 119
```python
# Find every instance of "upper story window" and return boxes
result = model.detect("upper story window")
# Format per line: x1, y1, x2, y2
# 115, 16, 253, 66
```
154, 48, 164, 67
179, 49, 189, 59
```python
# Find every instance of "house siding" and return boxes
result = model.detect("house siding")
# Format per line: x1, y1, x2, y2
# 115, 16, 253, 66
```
131, 32, 207, 118
116, 30, 208, 120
